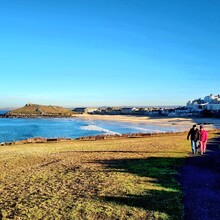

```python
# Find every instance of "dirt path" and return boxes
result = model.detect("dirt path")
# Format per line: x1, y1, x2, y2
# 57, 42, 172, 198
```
180, 133, 220, 220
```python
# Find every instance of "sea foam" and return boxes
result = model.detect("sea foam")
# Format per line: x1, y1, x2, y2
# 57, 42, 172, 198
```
80, 125, 121, 135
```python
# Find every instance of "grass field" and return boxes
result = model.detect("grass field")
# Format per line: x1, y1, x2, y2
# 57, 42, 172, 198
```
0, 131, 216, 219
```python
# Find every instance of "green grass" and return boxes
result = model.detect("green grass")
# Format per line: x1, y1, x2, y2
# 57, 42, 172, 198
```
0, 131, 217, 219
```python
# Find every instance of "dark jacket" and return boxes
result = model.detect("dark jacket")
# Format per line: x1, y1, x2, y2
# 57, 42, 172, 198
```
187, 128, 200, 141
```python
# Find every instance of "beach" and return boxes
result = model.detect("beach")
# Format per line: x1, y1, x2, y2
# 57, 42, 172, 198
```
0, 114, 219, 143
74, 114, 220, 131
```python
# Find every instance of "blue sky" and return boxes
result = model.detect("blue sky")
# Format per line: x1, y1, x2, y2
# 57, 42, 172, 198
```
0, 0, 220, 108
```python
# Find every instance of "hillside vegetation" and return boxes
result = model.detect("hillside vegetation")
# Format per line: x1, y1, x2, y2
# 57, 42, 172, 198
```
6, 103, 74, 117
0, 131, 216, 219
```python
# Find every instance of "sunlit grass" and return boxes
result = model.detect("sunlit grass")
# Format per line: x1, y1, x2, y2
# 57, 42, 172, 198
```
0, 131, 217, 219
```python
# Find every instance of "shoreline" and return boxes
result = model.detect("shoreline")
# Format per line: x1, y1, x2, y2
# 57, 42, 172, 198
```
74, 114, 219, 131
1, 113, 219, 131
0, 114, 219, 145
2, 129, 220, 145
0, 130, 189, 146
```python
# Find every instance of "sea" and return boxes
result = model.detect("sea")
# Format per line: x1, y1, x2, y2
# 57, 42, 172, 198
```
0, 110, 179, 143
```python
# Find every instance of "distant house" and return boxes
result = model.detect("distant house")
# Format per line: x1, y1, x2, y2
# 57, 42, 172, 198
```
135, 108, 147, 115
204, 94, 220, 103
103, 107, 121, 115
110, 108, 121, 115
72, 107, 88, 114
161, 108, 174, 116
187, 103, 208, 112
87, 108, 98, 113
175, 107, 190, 114
148, 110, 160, 116
206, 104, 220, 111
121, 107, 136, 115
105, 107, 114, 114
168, 111, 177, 117
173, 107, 191, 116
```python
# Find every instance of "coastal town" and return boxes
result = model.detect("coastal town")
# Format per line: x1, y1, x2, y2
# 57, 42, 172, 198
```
74, 94, 220, 118
0, 94, 220, 118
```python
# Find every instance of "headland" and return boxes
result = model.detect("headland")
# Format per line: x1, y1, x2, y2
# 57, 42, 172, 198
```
2, 103, 75, 118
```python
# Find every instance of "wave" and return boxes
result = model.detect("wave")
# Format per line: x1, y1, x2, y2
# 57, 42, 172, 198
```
80, 125, 121, 135
132, 126, 175, 133
132, 126, 156, 133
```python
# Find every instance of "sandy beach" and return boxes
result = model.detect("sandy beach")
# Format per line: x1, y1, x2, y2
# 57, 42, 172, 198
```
74, 114, 220, 132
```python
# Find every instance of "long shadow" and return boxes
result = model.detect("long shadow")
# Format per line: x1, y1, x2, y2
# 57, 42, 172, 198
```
96, 157, 185, 219
100, 190, 181, 219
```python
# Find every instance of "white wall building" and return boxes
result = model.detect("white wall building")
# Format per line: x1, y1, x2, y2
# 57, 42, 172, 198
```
187, 94, 220, 111
206, 104, 220, 111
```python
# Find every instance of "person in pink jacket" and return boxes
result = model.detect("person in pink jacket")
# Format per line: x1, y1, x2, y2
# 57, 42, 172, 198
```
199, 125, 208, 155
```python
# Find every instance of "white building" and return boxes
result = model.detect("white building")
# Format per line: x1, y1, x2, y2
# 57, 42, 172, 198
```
187, 94, 220, 111
206, 104, 220, 111
204, 94, 215, 102
121, 108, 136, 114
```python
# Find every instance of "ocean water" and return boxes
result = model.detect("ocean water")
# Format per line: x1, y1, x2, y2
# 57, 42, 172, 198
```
0, 117, 178, 143
0, 110, 9, 114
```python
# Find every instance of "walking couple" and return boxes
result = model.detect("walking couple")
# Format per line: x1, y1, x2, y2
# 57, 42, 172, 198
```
187, 124, 208, 155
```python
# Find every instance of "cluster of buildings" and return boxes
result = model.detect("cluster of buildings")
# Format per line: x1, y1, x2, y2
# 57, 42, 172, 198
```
187, 94, 220, 112
73, 94, 220, 117
73, 106, 193, 117
78, 107, 166, 116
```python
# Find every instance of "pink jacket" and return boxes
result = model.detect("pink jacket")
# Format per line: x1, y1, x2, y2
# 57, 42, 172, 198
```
200, 130, 208, 142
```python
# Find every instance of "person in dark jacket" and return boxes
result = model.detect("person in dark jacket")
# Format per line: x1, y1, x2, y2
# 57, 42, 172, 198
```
187, 124, 200, 154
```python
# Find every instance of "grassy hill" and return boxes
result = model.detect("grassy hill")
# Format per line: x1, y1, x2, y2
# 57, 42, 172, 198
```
6, 103, 74, 117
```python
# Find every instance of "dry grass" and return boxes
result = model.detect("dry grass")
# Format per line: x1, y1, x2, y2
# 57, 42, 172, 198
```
0, 131, 217, 219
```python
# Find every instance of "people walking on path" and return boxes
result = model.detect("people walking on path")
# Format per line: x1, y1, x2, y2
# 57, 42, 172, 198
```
181, 134, 220, 220
187, 124, 200, 154
199, 125, 208, 155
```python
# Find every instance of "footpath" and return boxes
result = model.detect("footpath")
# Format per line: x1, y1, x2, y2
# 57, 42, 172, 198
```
180, 133, 220, 220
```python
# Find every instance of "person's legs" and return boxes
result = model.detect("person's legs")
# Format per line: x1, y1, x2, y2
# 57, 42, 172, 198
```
203, 141, 207, 154
191, 140, 196, 154
195, 140, 199, 153
200, 141, 204, 155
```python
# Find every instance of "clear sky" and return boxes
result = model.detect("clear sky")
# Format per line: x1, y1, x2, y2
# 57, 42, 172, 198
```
0, 0, 220, 108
